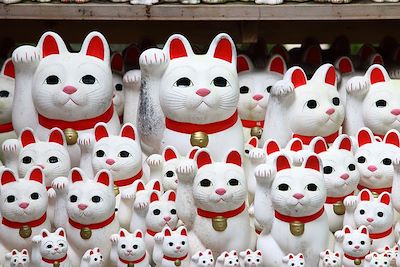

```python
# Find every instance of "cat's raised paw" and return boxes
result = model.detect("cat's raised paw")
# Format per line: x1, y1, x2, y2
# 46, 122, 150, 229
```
346, 76, 369, 95
249, 148, 266, 162
139, 48, 168, 70
12, 45, 40, 66
254, 164, 273, 184
123, 70, 141, 89
52, 176, 68, 191
146, 154, 164, 169
269, 80, 294, 96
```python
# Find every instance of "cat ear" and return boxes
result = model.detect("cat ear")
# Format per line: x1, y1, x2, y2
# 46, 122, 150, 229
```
27, 167, 44, 184
1, 58, 15, 79
312, 64, 337, 87
90, 250, 94, 256
57, 228, 65, 237
94, 123, 109, 141
304, 155, 321, 172
299, 254, 303, 259
195, 149, 212, 169
208, 250, 212, 255
207, 33, 236, 66
135, 230, 143, 238
164, 227, 172, 237
334, 252, 340, 258
38, 32, 68, 58
246, 250, 251, 255
48, 128, 65, 146
150, 192, 159, 203
225, 150, 242, 167
247, 137, 258, 148
303, 45, 322, 66
70, 168, 85, 183
123, 44, 140, 70
165, 190, 176, 202
42, 229, 50, 238
343, 225, 351, 234
22, 249, 28, 255
359, 189, 372, 201
12, 250, 17, 255
285, 67, 307, 89
151, 180, 162, 192
1, 169, 17, 185
309, 137, 327, 154
119, 229, 125, 237
237, 55, 253, 73
120, 123, 136, 141
357, 128, 374, 147
271, 45, 289, 62
287, 138, 303, 152
335, 56, 354, 74
95, 170, 112, 187
111, 52, 124, 73
256, 250, 262, 256
20, 128, 37, 147
163, 146, 179, 162
187, 147, 199, 159
180, 227, 187, 236
384, 130, 400, 147
164, 34, 193, 60
276, 155, 291, 172
359, 44, 376, 62
80, 32, 110, 63
369, 53, 384, 66
379, 192, 391, 206
365, 64, 390, 85
96, 248, 100, 253
267, 54, 286, 75
334, 134, 353, 152
263, 139, 281, 155
289, 254, 294, 259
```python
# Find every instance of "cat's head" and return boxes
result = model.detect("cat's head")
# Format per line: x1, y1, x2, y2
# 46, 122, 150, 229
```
340, 225, 371, 257
82, 248, 104, 267
111, 53, 124, 117
192, 149, 247, 212
319, 250, 341, 267
355, 128, 400, 189
309, 135, 359, 196
37, 228, 68, 260
270, 154, 325, 217
365, 252, 390, 267
282, 253, 305, 267
240, 249, 263, 267
262, 138, 306, 165
0, 58, 15, 123
66, 168, 115, 224
32, 31, 112, 121
354, 190, 393, 233
191, 249, 214, 267
145, 190, 178, 232
115, 229, 146, 261
160, 226, 189, 258
0, 167, 47, 222
217, 251, 239, 267
92, 123, 142, 181
237, 54, 285, 121
7, 249, 29, 267
18, 127, 70, 185
160, 33, 238, 124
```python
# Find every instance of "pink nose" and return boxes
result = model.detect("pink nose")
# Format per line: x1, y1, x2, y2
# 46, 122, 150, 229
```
340, 173, 350, 180
164, 216, 171, 222
368, 165, 377, 172
367, 218, 374, 223
293, 193, 304, 200
19, 202, 29, 209
54, 248, 59, 251
215, 188, 226, 196
62, 86, 77, 95
354, 245, 360, 249
326, 108, 335, 115
391, 109, 400, 116
37, 164, 45, 169
106, 159, 115, 165
127, 249, 132, 253
176, 246, 181, 250
78, 204, 88, 210
196, 88, 211, 97
253, 94, 263, 101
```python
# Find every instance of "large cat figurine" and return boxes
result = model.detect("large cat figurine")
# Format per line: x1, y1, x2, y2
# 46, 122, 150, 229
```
11, 31, 120, 166
261, 64, 345, 147
136, 33, 243, 160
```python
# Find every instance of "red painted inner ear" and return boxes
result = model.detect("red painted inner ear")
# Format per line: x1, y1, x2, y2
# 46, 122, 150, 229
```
181, 228, 187, 236
150, 192, 159, 203
86, 36, 105, 61
164, 148, 178, 161
370, 67, 386, 85
380, 193, 391, 205
2, 171, 17, 185
291, 69, 307, 88
29, 168, 43, 184
269, 56, 285, 74
248, 137, 258, 148
325, 66, 336, 86
304, 155, 320, 172
373, 55, 383, 65
360, 227, 368, 235
71, 170, 83, 183
90, 250, 94, 255
120, 230, 125, 237
226, 151, 242, 167
385, 132, 400, 147
314, 139, 327, 154
136, 231, 142, 238
164, 228, 171, 236
42, 35, 60, 58
344, 227, 351, 234
137, 181, 145, 191
358, 129, 373, 147
97, 172, 110, 186
213, 38, 233, 63
168, 191, 176, 201
290, 140, 302, 152
276, 155, 291, 172
111, 53, 124, 73
121, 125, 136, 140
246, 250, 251, 255
3, 60, 15, 78
339, 58, 353, 74
237, 56, 250, 73
12, 251, 17, 255
21, 130, 36, 147
169, 38, 188, 60
360, 190, 371, 201
153, 181, 161, 191
266, 141, 280, 155
196, 151, 212, 169
22, 250, 28, 255
95, 125, 109, 141
188, 148, 198, 159
59, 230, 65, 237
339, 137, 352, 151
49, 130, 64, 146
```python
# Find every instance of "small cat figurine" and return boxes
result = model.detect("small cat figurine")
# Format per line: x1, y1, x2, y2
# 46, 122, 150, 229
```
31, 228, 71, 267
0, 167, 50, 266
334, 225, 371, 267
334, 56, 362, 106
364, 252, 391, 267
319, 250, 341, 267
239, 249, 263, 267
261, 64, 344, 147
378, 246, 398, 267
110, 228, 150, 267
282, 253, 305, 267
80, 248, 104, 267
343, 189, 395, 251
215, 251, 239, 267
52, 168, 119, 267
190, 249, 214, 267
4, 249, 30, 267
153, 226, 190, 267
110, 53, 125, 122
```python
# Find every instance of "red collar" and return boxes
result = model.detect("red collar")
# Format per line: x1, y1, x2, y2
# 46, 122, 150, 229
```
69, 213, 115, 230
241, 119, 264, 129
38, 105, 114, 131
2, 213, 47, 229
369, 227, 393, 239
275, 207, 325, 224
197, 202, 246, 219
114, 169, 143, 187
42, 254, 68, 264
119, 252, 146, 265
255, 229, 262, 235
344, 252, 369, 261
163, 254, 188, 262
292, 131, 339, 145
0, 122, 13, 133
357, 185, 392, 195
146, 229, 158, 237
325, 192, 354, 204
165, 111, 238, 135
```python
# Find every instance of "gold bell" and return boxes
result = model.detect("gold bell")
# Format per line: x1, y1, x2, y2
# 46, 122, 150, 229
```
250, 126, 263, 139
190, 132, 209, 148
63, 128, 78, 145
354, 259, 362, 265
80, 227, 92, 240
211, 216, 228, 232
333, 201, 346, 215
289, 221, 304, 236
175, 259, 181, 266
19, 225, 32, 239
114, 185, 120, 196
372, 191, 379, 198
127, 263, 135, 267
53, 261, 60, 267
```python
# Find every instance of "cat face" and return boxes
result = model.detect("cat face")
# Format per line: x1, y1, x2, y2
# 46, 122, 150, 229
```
0, 167, 47, 222
116, 229, 146, 261
160, 34, 238, 124
18, 128, 70, 186
32, 32, 112, 121
192, 249, 214, 267
341, 225, 371, 257
320, 250, 341, 267
83, 248, 104, 267
8, 249, 29, 267
193, 150, 247, 212
240, 249, 263, 267
355, 128, 399, 189
218, 251, 239, 267
66, 168, 115, 223
282, 253, 305, 267
271, 154, 325, 216
262, 138, 306, 166
146, 190, 178, 232
0, 58, 15, 123
354, 190, 393, 233
92, 123, 142, 180
237, 55, 285, 121
366, 252, 390, 267
38, 228, 68, 260
111, 53, 124, 117
161, 226, 189, 258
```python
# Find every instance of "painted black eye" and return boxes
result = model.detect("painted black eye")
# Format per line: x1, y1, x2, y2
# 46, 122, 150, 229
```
248, 259, 251, 262
200, 179, 212, 187
213, 77, 228, 87
115, 84, 123, 91
22, 156, 32, 164
47, 244, 52, 249
45, 75, 60, 85
171, 209, 176, 215
240, 86, 249, 94
266, 85, 272, 93
31, 192, 39, 200
0, 90, 10, 97
81, 75, 96, 84
59, 243, 64, 247
378, 211, 384, 217
278, 183, 289, 191
6, 195, 15, 203
332, 97, 340, 106
244, 149, 250, 154
70, 195, 78, 203
323, 166, 333, 174
94, 258, 98, 261
333, 260, 336, 263
48, 156, 59, 163
229, 261, 233, 265
181, 241, 185, 245
119, 150, 130, 158
133, 245, 138, 249
96, 150, 105, 157
92, 196, 101, 203
325, 259, 329, 262
358, 156, 366, 163
306, 100, 317, 109
361, 241, 365, 245
23, 258, 27, 262
228, 179, 239, 186
382, 158, 392, 165
175, 77, 192, 87
348, 164, 356, 171
121, 244, 126, 249
257, 259, 260, 262
376, 99, 387, 107
153, 209, 161, 215
360, 209, 365, 215
348, 241, 353, 245
307, 183, 318, 191
169, 242, 173, 246
203, 260, 207, 264
166, 171, 174, 177
291, 263, 294, 267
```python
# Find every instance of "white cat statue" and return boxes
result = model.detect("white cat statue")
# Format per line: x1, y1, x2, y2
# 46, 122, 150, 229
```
343, 189, 395, 251
110, 53, 125, 123
239, 249, 263, 267
11, 31, 120, 166
319, 250, 341, 267
31, 228, 71, 267
378, 246, 398, 267
237, 54, 286, 141
80, 248, 104, 267
334, 225, 371, 267
282, 253, 305, 267
308, 134, 360, 232
215, 251, 239, 267
190, 249, 214, 267
4, 249, 30, 267
261, 64, 344, 147
175, 149, 254, 257
345, 64, 400, 137
0, 167, 50, 266
110, 228, 150, 267
153, 226, 190, 267
136, 33, 243, 160
254, 154, 329, 267
52, 168, 119, 267
364, 252, 391, 267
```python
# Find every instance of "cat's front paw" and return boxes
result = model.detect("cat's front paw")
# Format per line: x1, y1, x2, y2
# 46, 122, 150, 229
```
12, 45, 40, 69
110, 234, 119, 243
154, 232, 164, 242
47, 188, 56, 198
52, 176, 68, 192
254, 164, 274, 186
139, 48, 168, 72
146, 154, 164, 169
77, 133, 94, 152
32, 235, 42, 244
133, 193, 149, 210
123, 70, 141, 90
389, 68, 400, 79
248, 204, 255, 217
346, 76, 369, 95
393, 156, 400, 172
334, 230, 345, 242
2, 139, 20, 156
344, 195, 358, 210
176, 159, 196, 183
249, 148, 266, 163
269, 80, 294, 96
121, 188, 136, 200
